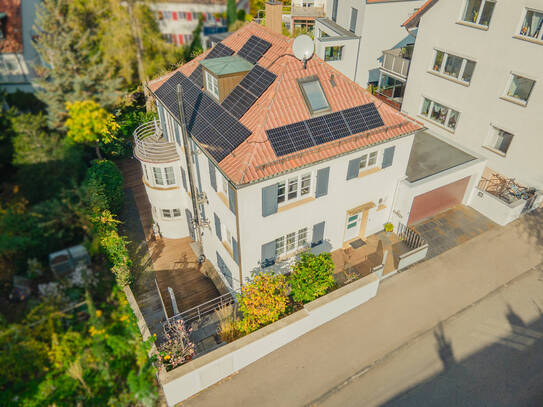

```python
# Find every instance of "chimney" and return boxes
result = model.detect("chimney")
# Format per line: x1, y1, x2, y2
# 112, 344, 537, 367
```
265, 1, 283, 35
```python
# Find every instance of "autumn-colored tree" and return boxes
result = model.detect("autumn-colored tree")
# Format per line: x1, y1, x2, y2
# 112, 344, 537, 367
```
65, 101, 120, 159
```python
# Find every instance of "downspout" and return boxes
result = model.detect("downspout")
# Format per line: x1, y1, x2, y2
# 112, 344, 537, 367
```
176, 84, 202, 245
353, 36, 361, 83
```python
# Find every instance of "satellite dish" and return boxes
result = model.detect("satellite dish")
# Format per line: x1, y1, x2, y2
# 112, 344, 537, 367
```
292, 34, 314, 68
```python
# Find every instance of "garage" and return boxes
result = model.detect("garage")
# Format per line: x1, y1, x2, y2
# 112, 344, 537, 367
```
408, 176, 470, 225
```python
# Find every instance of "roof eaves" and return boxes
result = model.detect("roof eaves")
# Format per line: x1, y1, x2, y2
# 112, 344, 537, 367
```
401, 0, 438, 28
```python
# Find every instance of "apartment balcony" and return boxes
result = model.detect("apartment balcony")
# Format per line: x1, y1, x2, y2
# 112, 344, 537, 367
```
291, 5, 325, 19
133, 120, 179, 163
380, 47, 412, 79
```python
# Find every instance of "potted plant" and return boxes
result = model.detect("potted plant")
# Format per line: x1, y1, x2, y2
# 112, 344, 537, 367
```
384, 222, 394, 235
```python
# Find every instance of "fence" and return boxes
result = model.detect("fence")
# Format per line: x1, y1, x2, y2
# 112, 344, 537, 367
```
133, 120, 179, 162
381, 49, 411, 78
166, 290, 237, 327
397, 222, 426, 249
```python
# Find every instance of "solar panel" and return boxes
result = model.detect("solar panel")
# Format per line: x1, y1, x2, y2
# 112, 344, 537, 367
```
238, 35, 272, 64
153, 72, 252, 162
239, 65, 277, 97
188, 43, 234, 88
266, 103, 385, 157
188, 65, 204, 88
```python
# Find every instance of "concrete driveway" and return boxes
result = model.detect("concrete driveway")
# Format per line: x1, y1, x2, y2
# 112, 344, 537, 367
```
180, 210, 543, 407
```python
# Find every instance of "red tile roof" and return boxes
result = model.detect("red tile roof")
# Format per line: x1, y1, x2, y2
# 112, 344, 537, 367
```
401, 0, 437, 28
149, 22, 422, 185
0, 0, 23, 54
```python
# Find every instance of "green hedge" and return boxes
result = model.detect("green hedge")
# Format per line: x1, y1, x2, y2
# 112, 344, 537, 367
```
85, 160, 124, 214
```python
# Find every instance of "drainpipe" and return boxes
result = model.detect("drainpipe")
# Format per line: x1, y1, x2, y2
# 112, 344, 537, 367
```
353, 36, 361, 84
176, 84, 202, 245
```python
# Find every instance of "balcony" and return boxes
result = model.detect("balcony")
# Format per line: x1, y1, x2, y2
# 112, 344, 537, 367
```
291, 5, 325, 18
380, 47, 412, 79
133, 120, 179, 163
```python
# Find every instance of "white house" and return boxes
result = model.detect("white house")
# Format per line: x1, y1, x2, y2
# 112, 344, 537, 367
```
313, 0, 424, 88
139, 21, 423, 292
150, 0, 227, 48
399, 0, 543, 225
289, 0, 327, 34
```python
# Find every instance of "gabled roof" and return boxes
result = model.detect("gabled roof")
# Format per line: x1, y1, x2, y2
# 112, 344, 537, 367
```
402, 0, 438, 28
149, 22, 422, 185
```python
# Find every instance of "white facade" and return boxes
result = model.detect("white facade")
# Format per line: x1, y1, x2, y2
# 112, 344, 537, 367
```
314, 0, 424, 87
150, 2, 227, 47
402, 0, 543, 190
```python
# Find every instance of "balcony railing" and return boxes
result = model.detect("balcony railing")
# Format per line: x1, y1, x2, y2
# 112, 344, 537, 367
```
133, 120, 179, 163
381, 48, 411, 78
291, 5, 325, 18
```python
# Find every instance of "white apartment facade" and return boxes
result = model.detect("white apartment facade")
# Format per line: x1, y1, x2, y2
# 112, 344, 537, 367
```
139, 22, 423, 292
400, 0, 543, 225
313, 0, 424, 87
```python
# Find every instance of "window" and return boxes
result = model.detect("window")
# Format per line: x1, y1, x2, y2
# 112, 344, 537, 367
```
298, 76, 330, 114
275, 228, 310, 257
505, 74, 535, 103
349, 8, 358, 32
164, 166, 175, 185
519, 9, 543, 40
275, 236, 285, 256
486, 126, 513, 155
143, 164, 149, 181
162, 209, 171, 218
153, 167, 164, 185
162, 208, 182, 219
432, 50, 476, 84
173, 208, 182, 218
359, 151, 379, 170
277, 173, 312, 205
324, 46, 343, 61
286, 232, 296, 251
346, 215, 358, 229
204, 70, 219, 99
420, 97, 460, 131
462, 0, 495, 27
298, 228, 308, 247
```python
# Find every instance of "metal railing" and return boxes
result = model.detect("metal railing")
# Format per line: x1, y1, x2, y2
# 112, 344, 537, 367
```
166, 290, 238, 326
381, 49, 411, 78
133, 120, 179, 163
397, 222, 426, 250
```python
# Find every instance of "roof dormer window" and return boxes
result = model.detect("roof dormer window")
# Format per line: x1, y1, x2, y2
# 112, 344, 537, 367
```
204, 70, 219, 99
298, 76, 331, 115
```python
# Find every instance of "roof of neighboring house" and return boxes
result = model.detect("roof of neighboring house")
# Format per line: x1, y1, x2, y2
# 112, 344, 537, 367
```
0, 0, 23, 54
200, 55, 253, 75
401, 0, 438, 28
148, 22, 422, 185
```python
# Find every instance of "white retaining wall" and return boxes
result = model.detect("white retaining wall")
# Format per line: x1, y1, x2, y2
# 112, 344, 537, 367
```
470, 188, 525, 226
160, 273, 380, 406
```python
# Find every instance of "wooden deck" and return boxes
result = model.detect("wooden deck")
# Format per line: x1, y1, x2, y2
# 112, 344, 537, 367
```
118, 158, 220, 320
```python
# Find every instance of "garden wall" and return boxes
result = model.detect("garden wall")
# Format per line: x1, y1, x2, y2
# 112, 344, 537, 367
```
397, 244, 429, 270
160, 273, 380, 406
470, 188, 525, 226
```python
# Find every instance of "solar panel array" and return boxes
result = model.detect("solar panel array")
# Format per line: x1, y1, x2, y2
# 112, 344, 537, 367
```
221, 65, 277, 119
155, 71, 251, 162
188, 43, 234, 88
237, 35, 272, 64
266, 103, 385, 156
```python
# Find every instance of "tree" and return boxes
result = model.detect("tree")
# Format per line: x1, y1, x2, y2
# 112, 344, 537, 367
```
65, 100, 120, 159
227, 0, 237, 28
33, 0, 122, 128
289, 252, 335, 303
84, 160, 124, 214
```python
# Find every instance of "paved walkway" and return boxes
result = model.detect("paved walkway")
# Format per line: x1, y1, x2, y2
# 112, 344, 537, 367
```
182, 209, 543, 407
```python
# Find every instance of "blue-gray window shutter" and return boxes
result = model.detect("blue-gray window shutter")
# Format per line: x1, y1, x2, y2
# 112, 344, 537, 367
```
347, 157, 361, 180
208, 159, 217, 191
315, 167, 330, 198
180, 166, 187, 191
262, 184, 278, 217
382, 146, 395, 168
228, 184, 236, 214
174, 123, 181, 145
232, 237, 239, 264
312, 221, 325, 247
261, 240, 276, 267
158, 104, 168, 141
216, 252, 233, 287
214, 213, 222, 241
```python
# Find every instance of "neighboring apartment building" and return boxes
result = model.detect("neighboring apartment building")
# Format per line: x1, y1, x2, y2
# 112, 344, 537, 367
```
150, 0, 227, 48
398, 0, 543, 225
137, 21, 423, 291
313, 0, 424, 88
0, 0, 41, 92
289, 0, 326, 34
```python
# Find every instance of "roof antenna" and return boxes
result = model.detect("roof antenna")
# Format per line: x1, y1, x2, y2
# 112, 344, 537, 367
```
292, 34, 314, 69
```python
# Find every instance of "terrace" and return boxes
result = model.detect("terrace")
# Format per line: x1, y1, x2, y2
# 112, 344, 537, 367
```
133, 120, 179, 163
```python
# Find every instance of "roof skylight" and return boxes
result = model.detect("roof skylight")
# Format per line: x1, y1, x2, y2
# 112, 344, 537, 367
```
298, 76, 331, 115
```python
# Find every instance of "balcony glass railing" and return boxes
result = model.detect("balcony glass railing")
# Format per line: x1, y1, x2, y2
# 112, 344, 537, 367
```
381, 49, 411, 78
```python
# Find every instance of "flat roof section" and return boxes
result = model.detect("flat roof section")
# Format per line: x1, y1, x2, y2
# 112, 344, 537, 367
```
200, 55, 253, 76
407, 131, 476, 183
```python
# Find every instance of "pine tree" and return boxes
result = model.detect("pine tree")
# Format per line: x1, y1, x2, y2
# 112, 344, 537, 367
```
227, 0, 237, 28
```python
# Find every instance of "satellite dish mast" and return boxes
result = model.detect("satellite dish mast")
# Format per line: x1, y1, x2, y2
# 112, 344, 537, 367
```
292, 34, 314, 69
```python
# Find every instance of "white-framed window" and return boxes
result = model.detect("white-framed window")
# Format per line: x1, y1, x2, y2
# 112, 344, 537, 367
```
359, 151, 379, 171
221, 174, 229, 194
162, 208, 182, 219
324, 46, 343, 61
153, 167, 164, 185
164, 166, 175, 185
486, 126, 514, 155
432, 50, 476, 84
275, 227, 311, 257
519, 9, 543, 40
152, 167, 176, 186
420, 97, 460, 131
277, 172, 312, 205
504, 73, 535, 104
204, 70, 219, 99
143, 164, 149, 181
461, 0, 495, 27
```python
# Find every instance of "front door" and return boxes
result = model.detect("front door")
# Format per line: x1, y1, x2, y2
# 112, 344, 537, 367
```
344, 213, 361, 241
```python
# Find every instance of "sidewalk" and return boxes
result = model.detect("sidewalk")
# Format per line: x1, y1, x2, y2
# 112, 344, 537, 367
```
182, 209, 543, 407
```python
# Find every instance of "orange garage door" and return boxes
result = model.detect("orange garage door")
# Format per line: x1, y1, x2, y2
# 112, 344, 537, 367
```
408, 177, 470, 225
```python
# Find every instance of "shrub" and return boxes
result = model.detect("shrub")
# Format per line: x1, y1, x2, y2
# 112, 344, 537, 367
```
157, 320, 195, 371
289, 252, 335, 303
215, 305, 240, 343
85, 160, 124, 214
237, 272, 289, 335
